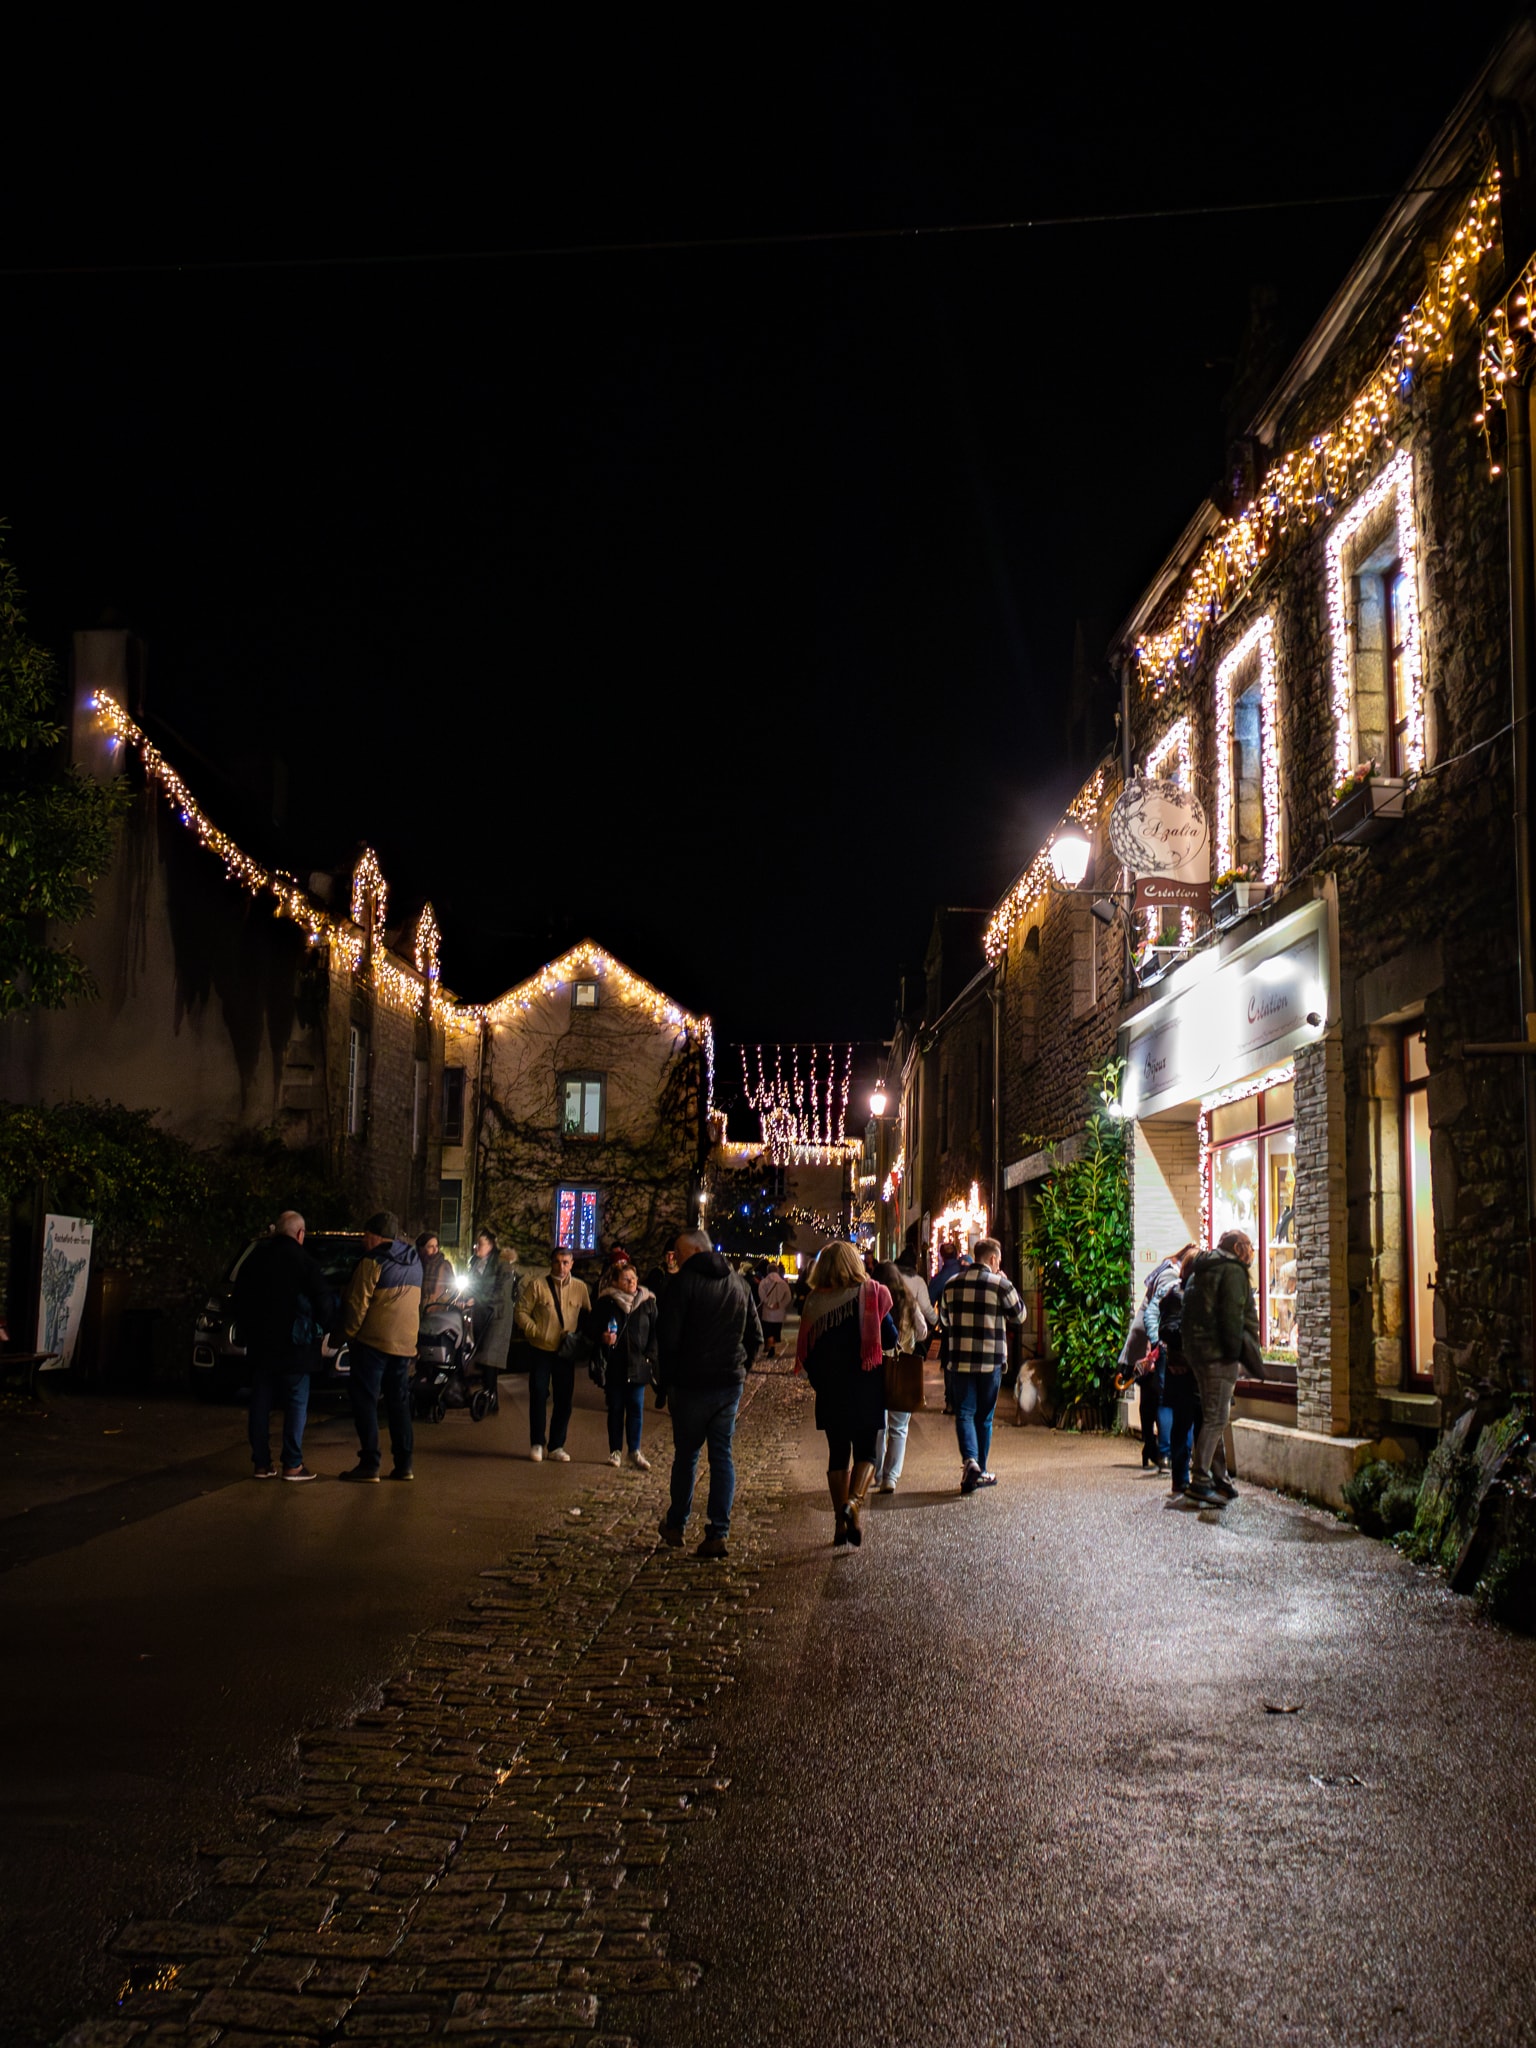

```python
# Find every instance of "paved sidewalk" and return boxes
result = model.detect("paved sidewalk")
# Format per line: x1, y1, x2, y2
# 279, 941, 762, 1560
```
61, 1372, 797, 2048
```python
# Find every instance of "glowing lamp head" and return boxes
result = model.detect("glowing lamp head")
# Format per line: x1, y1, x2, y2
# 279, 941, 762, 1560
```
1050, 827, 1092, 889
869, 1084, 888, 1118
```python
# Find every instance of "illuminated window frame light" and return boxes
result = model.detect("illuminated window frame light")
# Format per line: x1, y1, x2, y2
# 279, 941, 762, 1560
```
1143, 717, 1196, 952
1213, 616, 1280, 885
1324, 449, 1425, 786
1136, 165, 1499, 695
1196, 1059, 1296, 1241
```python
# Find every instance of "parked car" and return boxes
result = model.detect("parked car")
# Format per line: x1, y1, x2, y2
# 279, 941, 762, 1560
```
192, 1231, 364, 1401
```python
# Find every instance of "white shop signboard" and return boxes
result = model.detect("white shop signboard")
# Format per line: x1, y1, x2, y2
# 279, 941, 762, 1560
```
1121, 901, 1331, 1120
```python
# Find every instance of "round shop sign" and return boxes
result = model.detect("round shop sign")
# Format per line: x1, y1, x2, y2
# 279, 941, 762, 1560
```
1109, 776, 1210, 876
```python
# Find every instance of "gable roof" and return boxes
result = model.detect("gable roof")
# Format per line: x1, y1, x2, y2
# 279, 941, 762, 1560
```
450, 939, 708, 1037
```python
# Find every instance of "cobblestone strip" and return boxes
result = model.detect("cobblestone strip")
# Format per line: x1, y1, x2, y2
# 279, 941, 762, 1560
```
64, 1370, 800, 2048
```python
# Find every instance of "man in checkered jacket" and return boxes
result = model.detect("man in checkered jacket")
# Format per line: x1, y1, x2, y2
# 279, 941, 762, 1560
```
937, 1237, 1027, 1494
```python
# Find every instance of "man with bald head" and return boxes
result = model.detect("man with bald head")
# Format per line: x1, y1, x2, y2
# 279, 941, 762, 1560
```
231, 1210, 335, 1480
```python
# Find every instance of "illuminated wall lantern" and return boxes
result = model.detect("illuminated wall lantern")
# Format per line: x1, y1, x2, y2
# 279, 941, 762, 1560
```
1049, 827, 1092, 889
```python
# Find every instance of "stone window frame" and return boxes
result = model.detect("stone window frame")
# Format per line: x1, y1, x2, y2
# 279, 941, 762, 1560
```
1325, 448, 1427, 787
559, 1070, 607, 1141
1213, 613, 1281, 883
572, 979, 599, 1010
554, 1182, 601, 1254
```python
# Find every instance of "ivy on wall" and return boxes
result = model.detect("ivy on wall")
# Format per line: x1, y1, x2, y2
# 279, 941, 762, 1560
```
1028, 1059, 1132, 1427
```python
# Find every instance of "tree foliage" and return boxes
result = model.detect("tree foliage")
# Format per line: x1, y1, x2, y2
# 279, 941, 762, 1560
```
1028, 1059, 1132, 1426
0, 533, 128, 1017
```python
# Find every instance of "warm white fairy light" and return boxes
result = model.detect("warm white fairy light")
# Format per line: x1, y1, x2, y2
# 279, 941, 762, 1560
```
740, 1043, 854, 1159
881, 1145, 905, 1207
1213, 616, 1280, 885
931, 1183, 988, 1273
1137, 164, 1500, 694
1323, 449, 1425, 786
1197, 1059, 1295, 1240
984, 765, 1108, 962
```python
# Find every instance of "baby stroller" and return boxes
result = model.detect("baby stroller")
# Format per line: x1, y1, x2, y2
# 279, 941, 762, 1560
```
413, 1301, 495, 1423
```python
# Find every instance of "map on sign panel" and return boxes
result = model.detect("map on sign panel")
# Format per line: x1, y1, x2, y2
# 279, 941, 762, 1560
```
1108, 777, 1209, 876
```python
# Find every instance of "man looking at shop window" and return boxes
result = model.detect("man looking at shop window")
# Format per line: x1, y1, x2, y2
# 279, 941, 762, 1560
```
514, 1245, 591, 1461
937, 1237, 1026, 1494
1179, 1230, 1260, 1509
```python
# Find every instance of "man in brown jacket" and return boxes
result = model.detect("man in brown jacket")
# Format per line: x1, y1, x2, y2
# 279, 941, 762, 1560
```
513, 1246, 591, 1461
338, 1211, 423, 1483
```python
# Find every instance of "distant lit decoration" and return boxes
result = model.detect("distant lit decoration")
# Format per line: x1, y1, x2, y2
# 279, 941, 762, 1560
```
881, 1145, 905, 1207
1143, 718, 1196, 952
984, 765, 1108, 963
351, 848, 388, 943
931, 1184, 988, 1274
414, 902, 442, 986
1137, 164, 1501, 694
1324, 450, 1425, 784
740, 1043, 854, 1160
1213, 617, 1281, 885
778, 1205, 849, 1243
554, 1184, 601, 1253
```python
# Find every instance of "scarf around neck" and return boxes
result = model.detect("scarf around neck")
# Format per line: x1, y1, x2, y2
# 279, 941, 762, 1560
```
794, 1279, 891, 1374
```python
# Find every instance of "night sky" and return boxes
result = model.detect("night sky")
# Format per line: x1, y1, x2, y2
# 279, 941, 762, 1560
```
2, 10, 1513, 1083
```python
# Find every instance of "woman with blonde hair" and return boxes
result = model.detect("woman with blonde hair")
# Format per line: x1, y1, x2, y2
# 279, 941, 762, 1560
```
795, 1241, 897, 1547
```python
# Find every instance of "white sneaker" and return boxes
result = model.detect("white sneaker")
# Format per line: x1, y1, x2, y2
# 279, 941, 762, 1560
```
608, 1450, 623, 1467
529, 1444, 544, 1461
548, 1446, 571, 1462
626, 1449, 651, 1471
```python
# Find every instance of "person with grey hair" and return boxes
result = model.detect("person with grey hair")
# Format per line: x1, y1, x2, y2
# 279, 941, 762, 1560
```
936, 1236, 1026, 1495
231, 1210, 334, 1481
655, 1225, 763, 1558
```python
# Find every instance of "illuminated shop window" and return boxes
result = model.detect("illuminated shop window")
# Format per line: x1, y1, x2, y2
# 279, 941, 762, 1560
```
1402, 1027, 1435, 1386
1205, 1077, 1296, 1354
555, 1184, 600, 1253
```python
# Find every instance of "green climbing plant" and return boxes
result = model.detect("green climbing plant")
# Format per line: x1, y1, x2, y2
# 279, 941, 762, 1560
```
1029, 1058, 1132, 1427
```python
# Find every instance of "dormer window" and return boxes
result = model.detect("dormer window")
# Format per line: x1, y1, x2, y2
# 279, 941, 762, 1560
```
573, 980, 598, 1009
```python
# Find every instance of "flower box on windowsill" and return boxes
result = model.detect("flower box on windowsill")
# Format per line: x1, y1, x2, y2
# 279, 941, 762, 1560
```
1211, 879, 1272, 926
1329, 776, 1407, 846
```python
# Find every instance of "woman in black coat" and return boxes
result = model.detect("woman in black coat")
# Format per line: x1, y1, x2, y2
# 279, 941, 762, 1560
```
581, 1258, 658, 1469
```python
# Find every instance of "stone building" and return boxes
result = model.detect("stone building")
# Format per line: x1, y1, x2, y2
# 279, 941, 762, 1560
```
1105, 27, 1536, 1498
1, 634, 446, 1233
892, 908, 996, 1273
442, 944, 710, 1274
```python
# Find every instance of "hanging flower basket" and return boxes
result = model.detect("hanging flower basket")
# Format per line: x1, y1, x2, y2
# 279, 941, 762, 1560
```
1329, 765, 1407, 846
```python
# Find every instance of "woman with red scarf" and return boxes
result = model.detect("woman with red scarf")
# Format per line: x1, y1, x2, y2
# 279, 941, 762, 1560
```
795, 1242, 897, 1548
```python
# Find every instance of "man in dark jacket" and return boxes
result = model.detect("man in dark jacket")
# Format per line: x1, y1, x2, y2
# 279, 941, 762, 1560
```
1179, 1230, 1260, 1508
655, 1226, 763, 1558
231, 1210, 334, 1481
338, 1211, 423, 1483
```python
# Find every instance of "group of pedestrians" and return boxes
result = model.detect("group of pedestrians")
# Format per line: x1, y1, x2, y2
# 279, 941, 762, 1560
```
1120, 1228, 1261, 1510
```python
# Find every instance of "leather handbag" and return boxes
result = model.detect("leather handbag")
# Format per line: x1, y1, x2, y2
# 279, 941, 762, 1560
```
883, 1348, 924, 1413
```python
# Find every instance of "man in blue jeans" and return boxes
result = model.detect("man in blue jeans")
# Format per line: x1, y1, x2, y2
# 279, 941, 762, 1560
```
937, 1237, 1027, 1495
655, 1227, 763, 1559
231, 1210, 334, 1481
337, 1212, 423, 1482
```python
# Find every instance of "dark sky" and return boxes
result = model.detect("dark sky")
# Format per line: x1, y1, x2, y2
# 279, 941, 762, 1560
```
1, 8, 1514, 1067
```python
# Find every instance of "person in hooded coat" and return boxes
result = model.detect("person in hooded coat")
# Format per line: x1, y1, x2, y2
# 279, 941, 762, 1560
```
581, 1256, 658, 1469
655, 1227, 763, 1559
467, 1230, 519, 1386
1179, 1229, 1260, 1509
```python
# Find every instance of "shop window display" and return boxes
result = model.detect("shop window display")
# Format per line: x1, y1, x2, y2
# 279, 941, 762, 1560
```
1206, 1078, 1296, 1354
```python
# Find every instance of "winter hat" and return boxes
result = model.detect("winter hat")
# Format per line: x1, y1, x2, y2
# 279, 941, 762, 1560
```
365, 1210, 401, 1239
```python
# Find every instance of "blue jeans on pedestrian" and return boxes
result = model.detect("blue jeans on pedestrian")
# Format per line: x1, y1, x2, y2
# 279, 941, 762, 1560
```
1165, 1365, 1201, 1492
947, 1366, 1002, 1470
608, 1376, 646, 1454
664, 1383, 741, 1539
249, 1366, 309, 1471
1139, 1355, 1173, 1463
876, 1411, 911, 1485
348, 1343, 414, 1475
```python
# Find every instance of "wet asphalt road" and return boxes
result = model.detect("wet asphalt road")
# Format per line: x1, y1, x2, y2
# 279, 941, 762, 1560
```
5, 1365, 1536, 2048
612, 1383, 1536, 2048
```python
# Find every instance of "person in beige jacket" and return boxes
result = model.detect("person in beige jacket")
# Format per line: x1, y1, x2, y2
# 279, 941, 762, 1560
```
513, 1246, 591, 1460
338, 1211, 423, 1483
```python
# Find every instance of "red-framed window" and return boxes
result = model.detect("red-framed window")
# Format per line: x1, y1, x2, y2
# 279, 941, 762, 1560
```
1206, 1079, 1296, 1355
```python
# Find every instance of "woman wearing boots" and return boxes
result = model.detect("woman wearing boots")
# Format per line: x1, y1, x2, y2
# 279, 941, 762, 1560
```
795, 1243, 897, 1548
580, 1257, 657, 1469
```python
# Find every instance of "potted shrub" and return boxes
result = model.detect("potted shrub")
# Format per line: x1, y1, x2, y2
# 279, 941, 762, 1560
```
1329, 759, 1407, 845
1211, 863, 1267, 923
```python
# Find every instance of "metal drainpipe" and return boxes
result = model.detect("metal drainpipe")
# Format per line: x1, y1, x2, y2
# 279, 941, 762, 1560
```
1507, 374, 1536, 1375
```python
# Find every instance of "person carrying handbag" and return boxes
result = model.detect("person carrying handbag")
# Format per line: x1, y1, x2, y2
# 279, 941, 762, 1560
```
796, 1243, 897, 1548
581, 1257, 657, 1470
